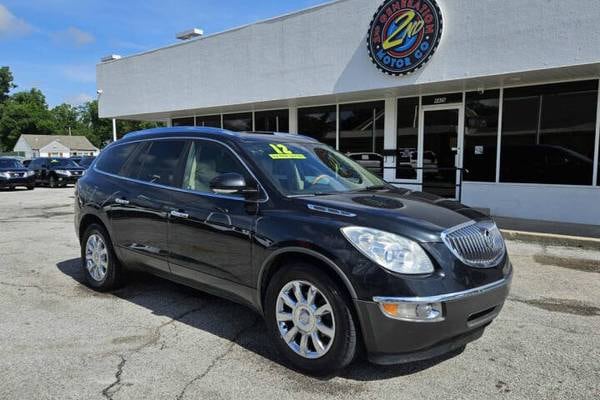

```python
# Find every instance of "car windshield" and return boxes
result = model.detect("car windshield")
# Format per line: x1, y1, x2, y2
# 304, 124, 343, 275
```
0, 159, 23, 169
49, 158, 79, 168
246, 142, 388, 196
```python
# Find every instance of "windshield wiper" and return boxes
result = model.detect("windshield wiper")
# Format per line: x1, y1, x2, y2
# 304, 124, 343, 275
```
362, 185, 390, 192
287, 192, 336, 198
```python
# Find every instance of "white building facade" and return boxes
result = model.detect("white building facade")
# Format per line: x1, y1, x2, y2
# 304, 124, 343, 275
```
13, 135, 100, 159
97, 0, 600, 225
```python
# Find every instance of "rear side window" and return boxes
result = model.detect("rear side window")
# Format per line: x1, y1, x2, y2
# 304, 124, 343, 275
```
128, 140, 187, 187
96, 143, 138, 175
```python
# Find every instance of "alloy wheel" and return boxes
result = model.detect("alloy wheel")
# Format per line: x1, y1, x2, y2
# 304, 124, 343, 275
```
85, 233, 109, 282
276, 280, 336, 359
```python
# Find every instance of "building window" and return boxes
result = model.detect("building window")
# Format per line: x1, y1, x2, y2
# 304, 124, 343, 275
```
195, 115, 221, 128
464, 90, 500, 182
338, 101, 385, 156
500, 80, 598, 185
172, 117, 194, 126
298, 106, 337, 148
255, 109, 289, 132
396, 97, 419, 179
223, 112, 252, 131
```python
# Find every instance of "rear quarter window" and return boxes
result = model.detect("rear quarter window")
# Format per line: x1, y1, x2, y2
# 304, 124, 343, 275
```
95, 143, 138, 175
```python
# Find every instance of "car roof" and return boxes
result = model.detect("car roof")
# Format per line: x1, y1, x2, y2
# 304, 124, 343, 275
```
120, 126, 319, 145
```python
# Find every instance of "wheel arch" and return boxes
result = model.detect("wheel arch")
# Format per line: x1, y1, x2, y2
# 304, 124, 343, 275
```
257, 247, 358, 314
78, 213, 109, 243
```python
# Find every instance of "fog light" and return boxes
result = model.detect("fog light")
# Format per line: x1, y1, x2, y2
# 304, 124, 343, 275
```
377, 301, 443, 322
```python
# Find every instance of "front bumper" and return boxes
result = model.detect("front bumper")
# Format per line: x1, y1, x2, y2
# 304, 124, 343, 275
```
0, 176, 35, 188
354, 272, 512, 365
55, 175, 82, 184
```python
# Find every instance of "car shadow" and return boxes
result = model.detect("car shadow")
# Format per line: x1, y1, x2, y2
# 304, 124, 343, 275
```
56, 258, 462, 381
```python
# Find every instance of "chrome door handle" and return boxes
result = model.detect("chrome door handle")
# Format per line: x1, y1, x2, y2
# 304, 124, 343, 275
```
115, 198, 129, 205
170, 210, 189, 219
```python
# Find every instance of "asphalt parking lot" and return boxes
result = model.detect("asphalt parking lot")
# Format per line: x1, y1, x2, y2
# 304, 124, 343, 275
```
0, 187, 598, 400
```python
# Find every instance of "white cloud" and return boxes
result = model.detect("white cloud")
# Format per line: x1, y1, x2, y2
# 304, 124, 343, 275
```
65, 92, 93, 106
52, 26, 94, 46
0, 4, 33, 38
60, 64, 96, 83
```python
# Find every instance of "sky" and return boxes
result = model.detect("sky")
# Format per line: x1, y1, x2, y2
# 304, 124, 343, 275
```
0, 0, 329, 107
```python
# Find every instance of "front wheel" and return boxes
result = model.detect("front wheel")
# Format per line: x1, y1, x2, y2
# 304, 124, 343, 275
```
27, 185, 34, 190
265, 262, 357, 376
49, 175, 57, 188
81, 224, 124, 291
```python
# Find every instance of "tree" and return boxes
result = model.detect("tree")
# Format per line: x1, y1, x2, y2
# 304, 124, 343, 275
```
52, 103, 82, 136
78, 100, 163, 148
0, 66, 16, 102
0, 89, 55, 151
77, 100, 113, 148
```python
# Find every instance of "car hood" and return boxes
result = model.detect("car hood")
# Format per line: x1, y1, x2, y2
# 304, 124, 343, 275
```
50, 167, 85, 171
296, 189, 488, 242
0, 168, 30, 173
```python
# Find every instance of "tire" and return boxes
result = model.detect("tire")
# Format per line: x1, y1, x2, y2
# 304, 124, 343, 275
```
27, 186, 34, 190
80, 223, 125, 291
265, 262, 357, 376
49, 175, 57, 188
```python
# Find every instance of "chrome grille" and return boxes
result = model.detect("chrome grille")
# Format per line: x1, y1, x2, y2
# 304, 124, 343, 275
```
441, 220, 506, 268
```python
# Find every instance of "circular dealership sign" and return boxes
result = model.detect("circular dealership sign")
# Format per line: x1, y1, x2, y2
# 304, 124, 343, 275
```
367, 0, 443, 76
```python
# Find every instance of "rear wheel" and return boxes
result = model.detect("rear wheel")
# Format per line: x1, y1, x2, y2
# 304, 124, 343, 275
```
81, 223, 125, 291
27, 185, 34, 190
265, 262, 357, 376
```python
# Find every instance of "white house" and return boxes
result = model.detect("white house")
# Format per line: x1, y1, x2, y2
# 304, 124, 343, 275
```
13, 135, 99, 159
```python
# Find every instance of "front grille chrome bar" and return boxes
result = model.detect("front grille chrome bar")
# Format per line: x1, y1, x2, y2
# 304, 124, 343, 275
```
441, 220, 506, 268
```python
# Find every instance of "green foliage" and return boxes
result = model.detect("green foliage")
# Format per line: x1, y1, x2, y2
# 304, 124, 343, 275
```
0, 66, 16, 102
0, 89, 56, 150
0, 66, 164, 151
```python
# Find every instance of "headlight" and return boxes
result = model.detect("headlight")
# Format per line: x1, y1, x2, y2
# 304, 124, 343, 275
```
55, 170, 71, 176
0, 172, 10, 178
341, 226, 434, 274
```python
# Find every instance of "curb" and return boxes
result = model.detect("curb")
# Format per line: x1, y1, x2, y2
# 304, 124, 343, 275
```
501, 229, 600, 251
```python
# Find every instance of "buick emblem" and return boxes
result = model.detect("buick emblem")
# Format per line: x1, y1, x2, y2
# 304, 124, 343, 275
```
483, 229, 494, 249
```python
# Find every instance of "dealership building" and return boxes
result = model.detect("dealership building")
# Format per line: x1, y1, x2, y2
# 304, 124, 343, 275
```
97, 0, 600, 226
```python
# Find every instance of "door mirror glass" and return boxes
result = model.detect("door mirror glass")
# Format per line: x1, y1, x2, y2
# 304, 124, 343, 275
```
210, 173, 256, 194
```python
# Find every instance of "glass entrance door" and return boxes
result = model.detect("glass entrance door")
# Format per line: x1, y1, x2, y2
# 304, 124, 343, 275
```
420, 107, 463, 199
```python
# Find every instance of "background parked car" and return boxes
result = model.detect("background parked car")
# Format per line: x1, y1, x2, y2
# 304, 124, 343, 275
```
346, 152, 383, 177
0, 158, 35, 190
75, 156, 96, 169
28, 157, 86, 188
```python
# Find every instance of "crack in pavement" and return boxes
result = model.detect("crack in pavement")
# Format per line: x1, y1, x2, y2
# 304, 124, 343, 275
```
132, 305, 209, 352
102, 355, 126, 400
175, 316, 261, 400
0, 280, 84, 298
100, 305, 209, 399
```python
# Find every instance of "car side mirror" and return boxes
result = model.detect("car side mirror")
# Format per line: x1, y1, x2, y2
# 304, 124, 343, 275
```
209, 173, 258, 195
